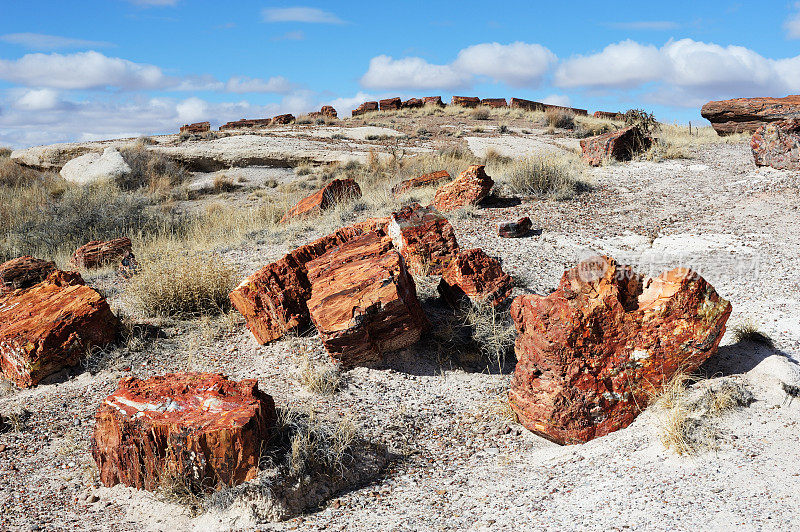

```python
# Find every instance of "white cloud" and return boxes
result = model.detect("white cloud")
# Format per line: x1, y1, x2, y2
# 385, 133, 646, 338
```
541, 94, 571, 107
786, 3, 800, 39
454, 42, 556, 87
0, 51, 168, 90
325, 91, 378, 113
225, 76, 294, 93
360, 55, 471, 90
0, 33, 113, 51
555, 40, 666, 88
13, 88, 71, 111
262, 7, 344, 24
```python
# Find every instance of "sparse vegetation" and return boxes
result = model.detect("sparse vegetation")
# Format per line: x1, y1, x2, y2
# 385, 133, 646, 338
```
298, 355, 343, 395
545, 108, 575, 129
119, 143, 189, 193
463, 299, 517, 371
470, 108, 490, 120
125, 251, 237, 318
732, 319, 774, 348
493, 153, 587, 198
278, 408, 358, 477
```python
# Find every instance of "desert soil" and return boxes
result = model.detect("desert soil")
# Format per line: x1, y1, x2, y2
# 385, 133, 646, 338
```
2, 123, 800, 531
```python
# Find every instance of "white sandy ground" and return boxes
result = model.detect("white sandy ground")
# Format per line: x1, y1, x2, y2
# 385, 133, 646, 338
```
2, 136, 800, 531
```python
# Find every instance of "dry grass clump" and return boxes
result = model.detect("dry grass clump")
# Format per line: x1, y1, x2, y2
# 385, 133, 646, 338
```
732, 319, 774, 348
277, 408, 357, 477
470, 108, 490, 120
574, 115, 618, 137
125, 251, 237, 318
298, 355, 343, 395
463, 299, 517, 371
211, 174, 239, 193
0, 409, 30, 433
492, 153, 587, 198
545, 108, 575, 129
0, 146, 12, 158
0, 157, 45, 188
156, 468, 205, 515
119, 143, 188, 192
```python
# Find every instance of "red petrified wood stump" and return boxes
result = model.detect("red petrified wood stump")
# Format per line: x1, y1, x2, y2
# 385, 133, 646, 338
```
509, 256, 731, 444
433, 165, 494, 212
93, 373, 276, 492
280, 178, 362, 224
305, 232, 428, 367
579, 126, 651, 166
438, 248, 513, 307
0, 270, 119, 387
387, 202, 459, 275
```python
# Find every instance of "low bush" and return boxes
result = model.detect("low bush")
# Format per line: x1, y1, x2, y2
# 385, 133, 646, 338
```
493, 154, 587, 198
545, 108, 575, 129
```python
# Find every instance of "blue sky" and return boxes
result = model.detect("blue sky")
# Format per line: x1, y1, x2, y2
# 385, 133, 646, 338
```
2, 0, 800, 147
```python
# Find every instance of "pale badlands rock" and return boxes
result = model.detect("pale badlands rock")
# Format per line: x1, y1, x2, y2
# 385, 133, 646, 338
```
433, 164, 494, 212
93, 373, 276, 492
438, 248, 512, 307
229, 219, 389, 344
306, 232, 427, 366
580, 126, 651, 166
10, 143, 99, 171
388, 202, 459, 275
280, 178, 362, 223
750, 119, 800, 170
0, 270, 119, 387
71, 238, 133, 269
508, 256, 732, 444
497, 217, 533, 238
59, 147, 132, 185
701, 95, 800, 135
0, 256, 56, 293
391, 170, 451, 196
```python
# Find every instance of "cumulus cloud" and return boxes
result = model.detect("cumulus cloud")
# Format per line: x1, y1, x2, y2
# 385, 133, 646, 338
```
324, 91, 378, 113
0, 33, 113, 51
454, 42, 556, 87
786, 3, 800, 39
225, 76, 294, 93
554, 40, 666, 89
13, 88, 72, 111
361, 42, 556, 90
360, 55, 471, 90
541, 94, 571, 107
262, 7, 344, 24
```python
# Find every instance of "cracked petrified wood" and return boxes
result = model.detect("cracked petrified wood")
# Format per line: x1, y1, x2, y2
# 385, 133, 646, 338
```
229, 218, 389, 344
579, 126, 651, 166
0, 256, 56, 293
509, 256, 731, 445
93, 373, 276, 492
497, 217, 533, 238
71, 237, 133, 269
306, 232, 428, 367
280, 178, 362, 223
391, 170, 451, 196
437, 248, 512, 307
701, 96, 800, 135
387, 202, 459, 275
750, 119, 800, 170
433, 165, 494, 212
0, 270, 119, 387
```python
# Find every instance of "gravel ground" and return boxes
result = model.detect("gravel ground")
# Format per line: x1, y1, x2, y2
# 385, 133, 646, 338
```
2, 135, 800, 531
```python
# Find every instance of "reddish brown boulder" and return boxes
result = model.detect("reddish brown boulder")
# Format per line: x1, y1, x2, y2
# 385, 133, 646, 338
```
510, 98, 545, 112
379, 97, 402, 111
306, 232, 427, 366
219, 118, 272, 130
497, 217, 533, 238
71, 238, 133, 269
579, 125, 651, 166
319, 105, 338, 118
280, 178, 362, 224
0, 256, 56, 293
593, 111, 623, 121
352, 101, 379, 117
387, 202, 459, 275
270, 113, 295, 125
93, 373, 276, 492
229, 219, 389, 344
438, 248, 512, 307
509, 256, 731, 445
481, 98, 507, 108
452, 96, 480, 108
179, 122, 210, 134
433, 165, 494, 212
423, 96, 445, 107
750, 119, 800, 170
402, 98, 423, 109
543, 103, 588, 116
701, 96, 800, 136
391, 170, 451, 196
0, 270, 119, 387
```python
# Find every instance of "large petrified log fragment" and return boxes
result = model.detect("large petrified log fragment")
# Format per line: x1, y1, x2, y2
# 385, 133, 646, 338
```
305, 232, 427, 367
0, 256, 56, 293
433, 165, 494, 212
93, 373, 276, 492
280, 178, 361, 223
71, 238, 133, 269
387, 202, 459, 275
509, 256, 731, 444
579, 126, 651, 166
750, 119, 800, 170
0, 271, 119, 387
701, 96, 800, 135
437, 248, 512, 307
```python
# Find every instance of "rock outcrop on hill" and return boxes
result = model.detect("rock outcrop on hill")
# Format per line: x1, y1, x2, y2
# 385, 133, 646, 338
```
352, 101, 379, 116
437, 248, 512, 307
306, 232, 427, 366
388, 203, 459, 275
451, 96, 480, 108
0, 270, 119, 387
580, 126, 651, 166
433, 165, 494, 212
179, 122, 210, 134
93, 373, 276, 492
508, 256, 731, 444
750, 119, 800, 170
280, 178, 362, 223
701, 96, 800, 135
481, 98, 507, 108
60, 147, 132, 185
0, 256, 56, 293
380, 98, 402, 111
